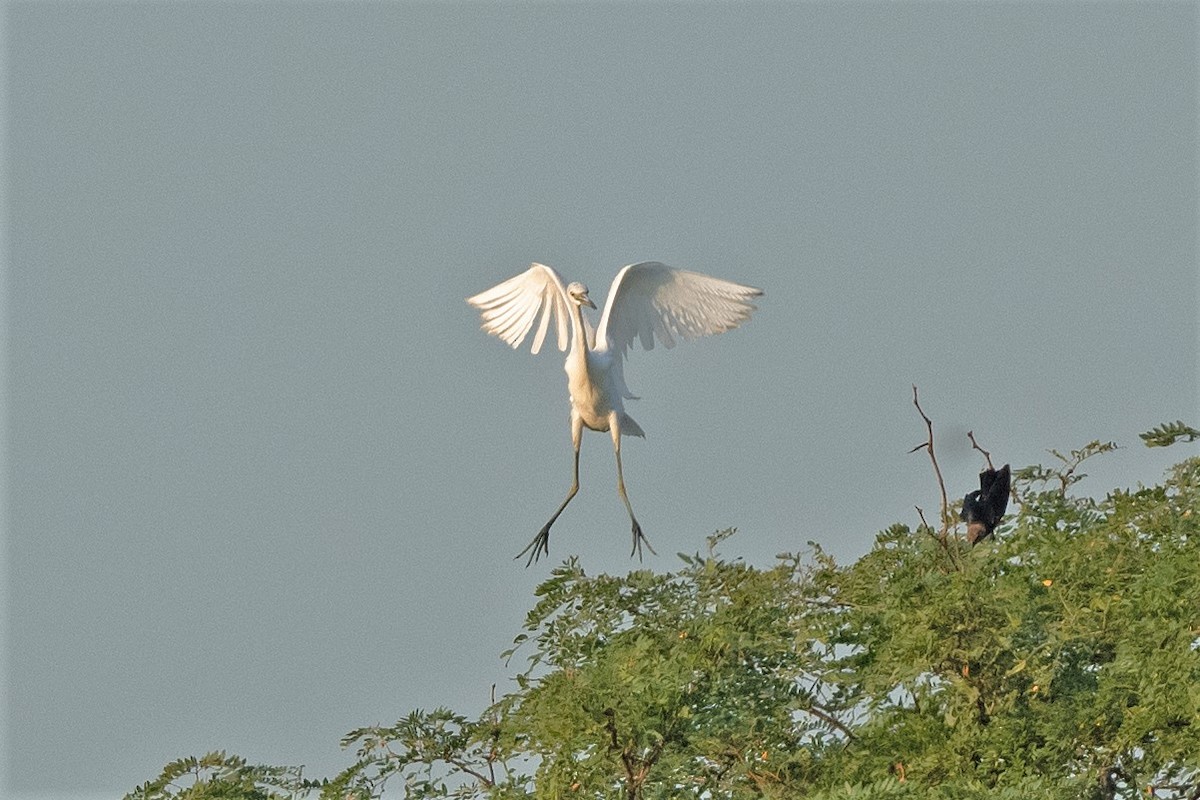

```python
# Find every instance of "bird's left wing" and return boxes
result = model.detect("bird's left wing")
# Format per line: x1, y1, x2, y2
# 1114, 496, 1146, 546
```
466, 263, 571, 354
595, 262, 762, 357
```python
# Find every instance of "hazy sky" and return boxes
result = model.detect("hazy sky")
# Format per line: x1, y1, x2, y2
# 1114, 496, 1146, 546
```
5, 2, 1197, 796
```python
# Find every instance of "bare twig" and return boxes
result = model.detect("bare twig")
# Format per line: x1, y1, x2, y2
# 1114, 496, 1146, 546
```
915, 505, 954, 569
486, 684, 499, 786
635, 740, 665, 789
914, 506, 937, 540
967, 430, 1020, 512
444, 756, 495, 789
605, 708, 643, 800
967, 430, 995, 471
803, 702, 857, 741
604, 708, 620, 751
910, 386, 951, 539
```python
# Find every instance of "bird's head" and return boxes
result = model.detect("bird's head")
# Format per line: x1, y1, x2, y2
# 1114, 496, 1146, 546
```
567, 282, 596, 309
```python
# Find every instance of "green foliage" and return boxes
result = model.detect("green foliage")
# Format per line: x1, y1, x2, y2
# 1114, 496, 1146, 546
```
131, 446, 1200, 800
324, 708, 514, 799
1140, 421, 1200, 448
1013, 440, 1118, 496
495, 533, 837, 799
814, 454, 1200, 800
125, 752, 317, 800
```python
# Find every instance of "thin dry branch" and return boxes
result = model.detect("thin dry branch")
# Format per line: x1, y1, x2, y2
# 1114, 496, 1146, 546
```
967, 430, 995, 471
803, 702, 857, 741
914, 506, 937, 539
909, 386, 951, 539
967, 430, 1019, 511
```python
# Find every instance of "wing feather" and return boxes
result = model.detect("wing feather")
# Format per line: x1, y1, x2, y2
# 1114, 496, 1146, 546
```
466, 263, 571, 354
595, 262, 762, 358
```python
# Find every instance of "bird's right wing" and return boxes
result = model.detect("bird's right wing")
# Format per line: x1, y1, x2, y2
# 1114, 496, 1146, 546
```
466, 263, 571, 354
595, 262, 762, 358
981, 465, 1011, 514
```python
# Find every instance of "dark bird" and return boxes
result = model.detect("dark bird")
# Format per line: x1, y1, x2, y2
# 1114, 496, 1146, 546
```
962, 464, 1011, 545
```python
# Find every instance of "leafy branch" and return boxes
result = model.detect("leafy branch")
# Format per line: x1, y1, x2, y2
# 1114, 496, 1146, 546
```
1140, 420, 1200, 448
125, 752, 316, 800
326, 707, 512, 799
1014, 440, 1117, 497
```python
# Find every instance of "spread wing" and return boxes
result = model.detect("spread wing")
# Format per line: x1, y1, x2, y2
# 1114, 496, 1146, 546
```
466, 263, 571, 354
594, 262, 762, 357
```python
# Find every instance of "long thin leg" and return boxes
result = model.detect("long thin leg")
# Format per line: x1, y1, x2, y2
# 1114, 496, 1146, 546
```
610, 414, 656, 560
516, 413, 583, 566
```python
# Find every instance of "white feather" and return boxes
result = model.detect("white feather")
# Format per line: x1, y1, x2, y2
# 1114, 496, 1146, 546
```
595, 262, 762, 358
467, 260, 762, 563
465, 263, 570, 354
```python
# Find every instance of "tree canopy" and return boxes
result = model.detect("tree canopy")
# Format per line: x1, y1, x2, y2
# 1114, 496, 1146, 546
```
128, 428, 1200, 800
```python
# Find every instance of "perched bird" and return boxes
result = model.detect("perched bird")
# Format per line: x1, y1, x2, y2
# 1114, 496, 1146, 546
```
467, 261, 762, 565
962, 464, 1011, 545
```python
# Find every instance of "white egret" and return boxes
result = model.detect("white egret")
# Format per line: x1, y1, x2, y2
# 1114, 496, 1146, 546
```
467, 261, 762, 565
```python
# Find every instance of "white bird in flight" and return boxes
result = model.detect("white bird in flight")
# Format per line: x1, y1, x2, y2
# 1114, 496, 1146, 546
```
467, 261, 762, 565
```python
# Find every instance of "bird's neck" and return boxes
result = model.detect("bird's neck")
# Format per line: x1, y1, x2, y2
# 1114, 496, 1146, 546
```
568, 302, 590, 355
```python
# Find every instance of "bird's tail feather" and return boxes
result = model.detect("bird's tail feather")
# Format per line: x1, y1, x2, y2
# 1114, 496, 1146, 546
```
620, 413, 645, 438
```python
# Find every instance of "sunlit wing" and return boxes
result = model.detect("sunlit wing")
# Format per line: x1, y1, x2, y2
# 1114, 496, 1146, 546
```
595, 262, 762, 357
466, 263, 571, 354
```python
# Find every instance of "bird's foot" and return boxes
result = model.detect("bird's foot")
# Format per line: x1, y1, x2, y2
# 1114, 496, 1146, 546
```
630, 520, 657, 562
515, 524, 552, 568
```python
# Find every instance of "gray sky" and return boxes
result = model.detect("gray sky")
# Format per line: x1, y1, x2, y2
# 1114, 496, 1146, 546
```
4, 2, 1197, 796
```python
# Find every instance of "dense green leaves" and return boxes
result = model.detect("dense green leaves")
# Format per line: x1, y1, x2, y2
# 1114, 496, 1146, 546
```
128, 444, 1200, 800
813, 455, 1200, 799
494, 536, 835, 799
125, 752, 316, 800
1140, 421, 1200, 448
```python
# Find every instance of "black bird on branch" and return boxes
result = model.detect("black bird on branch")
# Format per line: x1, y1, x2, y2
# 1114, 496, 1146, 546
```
962, 464, 1011, 545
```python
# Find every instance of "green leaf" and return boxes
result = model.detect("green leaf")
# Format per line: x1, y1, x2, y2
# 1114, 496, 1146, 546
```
1140, 420, 1200, 448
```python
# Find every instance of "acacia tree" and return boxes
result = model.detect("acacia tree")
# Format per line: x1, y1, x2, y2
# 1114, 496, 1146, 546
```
810, 444, 1200, 799
129, 426, 1200, 800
